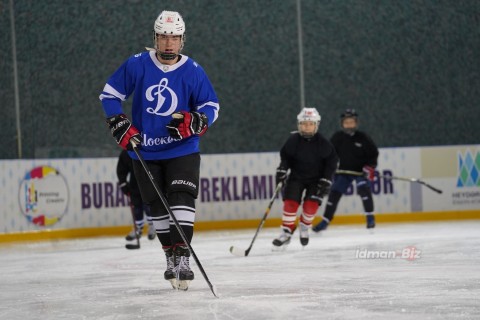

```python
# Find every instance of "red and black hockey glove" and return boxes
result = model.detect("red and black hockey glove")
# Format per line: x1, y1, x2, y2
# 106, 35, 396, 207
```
362, 165, 375, 181
166, 111, 208, 140
106, 114, 141, 150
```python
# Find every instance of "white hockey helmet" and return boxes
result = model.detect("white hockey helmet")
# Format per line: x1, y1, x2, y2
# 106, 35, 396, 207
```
297, 107, 321, 137
153, 11, 186, 60
154, 10, 185, 36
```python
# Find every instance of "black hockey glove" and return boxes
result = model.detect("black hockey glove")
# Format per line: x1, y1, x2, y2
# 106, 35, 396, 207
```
119, 182, 130, 195
275, 167, 288, 186
166, 111, 208, 140
106, 114, 141, 150
315, 178, 332, 198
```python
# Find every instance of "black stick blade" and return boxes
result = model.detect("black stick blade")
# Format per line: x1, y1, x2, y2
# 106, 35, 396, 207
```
125, 244, 140, 250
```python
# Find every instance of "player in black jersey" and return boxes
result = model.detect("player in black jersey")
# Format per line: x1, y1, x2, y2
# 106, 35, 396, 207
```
313, 109, 379, 232
272, 108, 338, 248
117, 150, 155, 242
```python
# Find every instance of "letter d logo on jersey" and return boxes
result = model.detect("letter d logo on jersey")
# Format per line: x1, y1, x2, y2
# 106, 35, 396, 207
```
146, 78, 178, 116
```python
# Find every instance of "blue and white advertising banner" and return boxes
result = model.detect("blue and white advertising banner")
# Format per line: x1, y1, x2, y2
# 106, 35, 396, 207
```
1, 145, 479, 233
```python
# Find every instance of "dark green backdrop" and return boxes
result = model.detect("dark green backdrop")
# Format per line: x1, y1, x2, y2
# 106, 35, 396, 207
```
1, 0, 479, 159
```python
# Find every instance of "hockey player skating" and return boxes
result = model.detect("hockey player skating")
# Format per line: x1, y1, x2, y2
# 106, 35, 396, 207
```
272, 108, 338, 249
100, 10, 219, 290
117, 150, 155, 242
313, 109, 379, 233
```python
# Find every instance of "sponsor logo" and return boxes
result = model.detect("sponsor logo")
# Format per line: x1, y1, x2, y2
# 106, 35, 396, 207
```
18, 166, 69, 227
448, 149, 480, 207
172, 180, 197, 189
457, 150, 480, 187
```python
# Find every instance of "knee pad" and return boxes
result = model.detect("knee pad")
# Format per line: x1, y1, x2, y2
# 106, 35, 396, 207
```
149, 192, 195, 219
150, 199, 169, 217
302, 200, 319, 215
168, 191, 195, 208
169, 179, 198, 199
357, 185, 372, 198
283, 199, 300, 213
357, 185, 374, 212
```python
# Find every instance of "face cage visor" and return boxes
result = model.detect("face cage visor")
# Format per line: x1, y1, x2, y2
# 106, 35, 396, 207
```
297, 121, 319, 138
153, 31, 185, 60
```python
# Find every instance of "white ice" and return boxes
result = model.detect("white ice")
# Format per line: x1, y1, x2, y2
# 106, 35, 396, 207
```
1, 221, 479, 320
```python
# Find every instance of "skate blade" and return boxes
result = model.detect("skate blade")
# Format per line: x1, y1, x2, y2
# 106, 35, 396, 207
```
168, 278, 177, 290
271, 244, 289, 252
176, 280, 190, 291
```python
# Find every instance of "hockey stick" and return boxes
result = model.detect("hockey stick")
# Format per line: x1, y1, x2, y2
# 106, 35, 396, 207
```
125, 194, 141, 250
229, 182, 283, 257
130, 140, 218, 297
335, 170, 443, 194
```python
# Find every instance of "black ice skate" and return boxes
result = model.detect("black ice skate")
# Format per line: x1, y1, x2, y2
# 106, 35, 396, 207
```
163, 247, 176, 289
299, 222, 309, 246
173, 245, 194, 291
366, 214, 375, 229
272, 227, 293, 249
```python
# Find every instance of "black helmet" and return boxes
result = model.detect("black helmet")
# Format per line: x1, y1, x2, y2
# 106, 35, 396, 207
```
340, 109, 358, 120
340, 109, 358, 135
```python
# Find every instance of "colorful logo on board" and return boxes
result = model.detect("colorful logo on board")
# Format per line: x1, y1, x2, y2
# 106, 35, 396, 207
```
457, 150, 480, 187
18, 166, 69, 226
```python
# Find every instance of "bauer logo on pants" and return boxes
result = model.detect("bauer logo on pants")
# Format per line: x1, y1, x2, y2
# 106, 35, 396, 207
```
18, 166, 69, 227
172, 179, 197, 190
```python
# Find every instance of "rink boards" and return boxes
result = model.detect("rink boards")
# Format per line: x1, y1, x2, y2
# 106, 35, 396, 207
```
1, 144, 479, 240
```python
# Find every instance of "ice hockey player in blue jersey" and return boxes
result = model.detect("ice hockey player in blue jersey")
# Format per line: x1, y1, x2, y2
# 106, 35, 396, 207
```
100, 10, 219, 291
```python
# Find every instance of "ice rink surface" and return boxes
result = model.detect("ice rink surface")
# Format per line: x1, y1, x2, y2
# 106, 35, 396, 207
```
1, 221, 479, 320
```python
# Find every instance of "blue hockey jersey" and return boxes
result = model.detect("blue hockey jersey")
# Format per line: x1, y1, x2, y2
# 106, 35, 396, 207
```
100, 51, 219, 160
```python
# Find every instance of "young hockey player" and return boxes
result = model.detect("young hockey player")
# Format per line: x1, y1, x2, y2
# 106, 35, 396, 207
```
273, 108, 338, 248
117, 150, 155, 242
100, 10, 219, 290
313, 109, 379, 233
